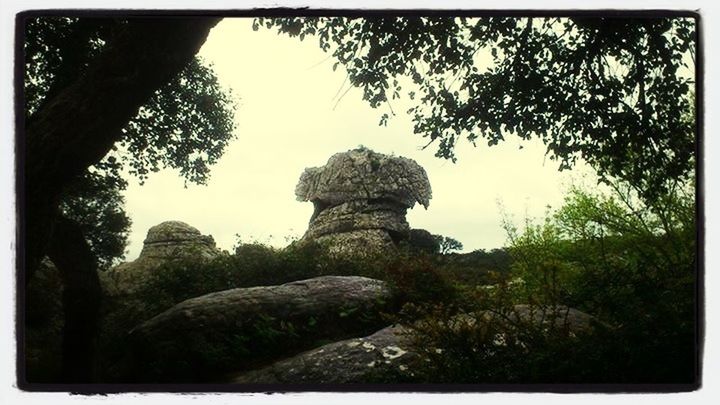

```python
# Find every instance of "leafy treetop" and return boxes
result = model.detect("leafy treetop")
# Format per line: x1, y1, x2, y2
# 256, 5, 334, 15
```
257, 16, 696, 200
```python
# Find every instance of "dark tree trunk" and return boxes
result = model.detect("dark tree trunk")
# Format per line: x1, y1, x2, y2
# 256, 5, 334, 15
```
46, 215, 102, 382
20, 16, 220, 383
23, 17, 221, 279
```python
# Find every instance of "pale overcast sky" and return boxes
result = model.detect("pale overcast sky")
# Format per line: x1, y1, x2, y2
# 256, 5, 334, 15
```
121, 17, 598, 260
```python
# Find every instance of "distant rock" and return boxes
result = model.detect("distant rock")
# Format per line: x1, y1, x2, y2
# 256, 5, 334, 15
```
229, 325, 416, 384
121, 275, 394, 382
139, 220, 219, 260
295, 147, 432, 254
100, 220, 220, 296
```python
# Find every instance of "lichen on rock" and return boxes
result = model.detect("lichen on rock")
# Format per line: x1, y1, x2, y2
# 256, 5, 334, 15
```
295, 147, 432, 254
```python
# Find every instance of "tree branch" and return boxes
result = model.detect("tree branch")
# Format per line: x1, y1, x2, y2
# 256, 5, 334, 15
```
24, 17, 220, 278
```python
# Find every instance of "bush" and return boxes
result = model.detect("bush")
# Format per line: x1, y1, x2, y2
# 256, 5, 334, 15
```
95, 239, 469, 380
382, 303, 616, 383
383, 179, 697, 384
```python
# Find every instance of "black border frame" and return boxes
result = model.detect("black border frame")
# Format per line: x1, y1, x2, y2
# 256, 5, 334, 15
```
13, 7, 704, 395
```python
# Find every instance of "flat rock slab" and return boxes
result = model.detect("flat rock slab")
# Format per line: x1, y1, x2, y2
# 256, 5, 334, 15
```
121, 276, 393, 382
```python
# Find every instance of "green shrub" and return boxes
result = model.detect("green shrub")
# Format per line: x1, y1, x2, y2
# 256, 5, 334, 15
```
382, 179, 697, 384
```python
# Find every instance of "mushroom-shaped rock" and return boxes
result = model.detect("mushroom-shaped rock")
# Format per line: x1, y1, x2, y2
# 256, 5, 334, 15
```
295, 148, 432, 254
100, 220, 220, 296
296, 147, 432, 209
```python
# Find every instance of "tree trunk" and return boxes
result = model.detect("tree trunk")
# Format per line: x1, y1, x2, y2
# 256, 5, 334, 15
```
23, 17, 221, 279
46, 215, 102, 382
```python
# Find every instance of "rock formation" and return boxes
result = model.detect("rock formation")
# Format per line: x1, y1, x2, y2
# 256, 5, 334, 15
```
122, 275, 394, 382
295, 147, 432, 254
138, 220, 219, 260
229, 305, 600, 384
230, 325, 416, 384
100, 220, 220, 295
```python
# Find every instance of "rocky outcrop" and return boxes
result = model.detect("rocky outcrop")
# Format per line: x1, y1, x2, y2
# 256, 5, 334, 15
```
138, 220, 218, 260
121, 276, 394, 382
230, 325, 416, 384
228, 305, 599, 384
100, 221, 220, 295
295, 147, 432, 254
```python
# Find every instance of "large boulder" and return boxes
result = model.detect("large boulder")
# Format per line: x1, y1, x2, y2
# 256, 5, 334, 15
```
229, 305, 599, 384
295, 147, 432, 254
229, 325, 416, 384
100, 220, 220, 296
120, 276, 394, 382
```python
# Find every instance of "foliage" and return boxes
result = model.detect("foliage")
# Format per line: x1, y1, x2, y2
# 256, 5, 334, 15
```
107, 241, 458, 321
386, 179, 696, 383
433, 234, 464, 254
504, 179, 695, 317
381, 303, 614, 384
404, 229, 439, 253
58, 171, 131, 270
403, 229, 464, 255
257, 16, 696, 199
24, 16, 237, 265
95, 241, 466, 380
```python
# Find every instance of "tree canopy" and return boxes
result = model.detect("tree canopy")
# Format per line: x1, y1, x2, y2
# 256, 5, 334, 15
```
24, 17, 236, 267
257, 16, 696, 199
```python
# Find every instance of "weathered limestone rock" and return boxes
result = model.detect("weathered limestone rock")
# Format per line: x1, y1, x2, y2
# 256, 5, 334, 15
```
121, 276, 394, 382
139, 220, 218, 260
100, 220, 220, 296
230, 325, 416, 384
229, 305, 599, 384
295, 148, 432, 254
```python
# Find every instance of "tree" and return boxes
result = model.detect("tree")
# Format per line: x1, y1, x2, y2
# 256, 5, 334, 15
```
433, 235, 463, 254
21, 15, 231, 382
257, 16, 696, 200
24, 17, 236, 270
58, 171, 131, 271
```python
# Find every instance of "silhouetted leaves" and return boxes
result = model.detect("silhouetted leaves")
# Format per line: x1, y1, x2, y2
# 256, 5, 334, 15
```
260, 16, 696, 200
24, 17, 237, 265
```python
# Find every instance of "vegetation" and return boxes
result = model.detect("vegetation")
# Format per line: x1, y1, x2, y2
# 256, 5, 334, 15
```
25, 17, 236, 269
91, 174, 696, 384
381, 178, 696, 383
26, 176, 693, 384
22, 16, 233, 381
22, 15, 697, 386
258, 16, 696, 200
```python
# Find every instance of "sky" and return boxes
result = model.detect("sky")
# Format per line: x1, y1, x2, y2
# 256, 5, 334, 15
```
120, 17, 599, 261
